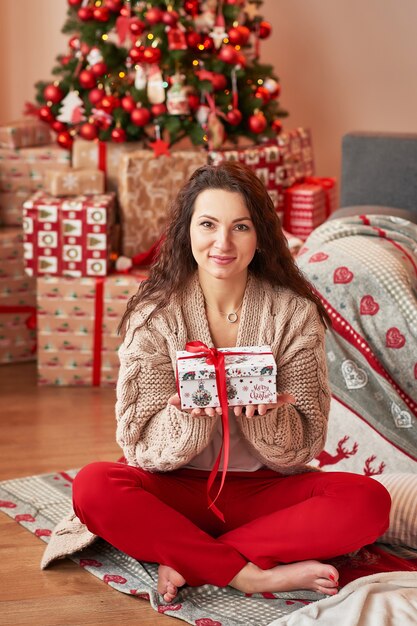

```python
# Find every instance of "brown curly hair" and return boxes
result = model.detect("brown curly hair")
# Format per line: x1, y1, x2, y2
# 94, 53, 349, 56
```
119, 160, 330, 337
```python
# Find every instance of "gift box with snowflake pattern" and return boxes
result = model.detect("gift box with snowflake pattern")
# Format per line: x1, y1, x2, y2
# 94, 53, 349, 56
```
176, 345, 277, 409
0, 119, 51, 150
0, 145, 71, 192
45, 169, 105, 196
36, 271, 147, 386
22, 191, 116, 277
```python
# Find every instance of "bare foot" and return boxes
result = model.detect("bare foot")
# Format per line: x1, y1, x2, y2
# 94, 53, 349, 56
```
229, 560, 340, 596
157, 564, 186, 603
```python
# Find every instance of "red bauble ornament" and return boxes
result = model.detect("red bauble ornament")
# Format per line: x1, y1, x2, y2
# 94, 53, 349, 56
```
235, 53, 247, 68
186, 31, 202, 49
51, 120, 67, 133
259, 21, 272, 39
228, 26, 250, 46
211, 73, 227, 91
226, 109, 242, 126
151, 103, 166, 117
80, 42, 90, 56
111, 127, 127, 142
88, 88, 104, 105
93, 6, 110, 21
38, 106, 54, 123
248, 112, 267, 134
77, 7, 93, 20
68, 0, 82, 7
130, 18, 146, 37
68, 35, 80, 50
184, 0, 199, 16
100, 95, 120, 112
188, 93, 200, 111
202, 36, 214, 52
78, 69, 96, 89
142, 47, 161, 64
129, 45, 146, 63
61, 54, 72, 66
105, 0, 122, 11
79, 122, 98, 141
131, 107, 151, 126
145, 7, 163, 24
271, 119, 283, 134
57, 131, 74, 150
255, 86, 271, 104
43, 84, 64, 104
218, 45, 238, 64
92, 62, 108, 77
162, 10, 179, 26
121, 95, 136, 113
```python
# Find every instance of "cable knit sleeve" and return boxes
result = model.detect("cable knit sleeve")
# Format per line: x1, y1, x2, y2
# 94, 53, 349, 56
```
238, 297, 330, 472
115, 310, 217, 471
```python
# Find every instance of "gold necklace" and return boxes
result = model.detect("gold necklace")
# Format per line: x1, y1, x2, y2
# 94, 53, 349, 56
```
204, 298, 244, 324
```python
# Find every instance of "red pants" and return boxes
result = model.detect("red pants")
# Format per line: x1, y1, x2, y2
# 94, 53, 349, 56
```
72, 462, 391, 587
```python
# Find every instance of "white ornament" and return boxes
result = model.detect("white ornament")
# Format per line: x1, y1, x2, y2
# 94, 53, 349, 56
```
135, 65, 147, 90
57, 90, 86, 124
166, 74, 189, 115
263, 78, 279, 95
87, 47, 103, 66
147, 64, 165, 104
196, 104, 210, 125
210, 25, 227, 49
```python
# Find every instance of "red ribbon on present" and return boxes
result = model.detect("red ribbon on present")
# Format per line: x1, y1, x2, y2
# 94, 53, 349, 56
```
176, 342, 272, 521
0, 305, 37, 353
98, 141, 107, 174
304, 176, 337, 218
92, 277, 105, 387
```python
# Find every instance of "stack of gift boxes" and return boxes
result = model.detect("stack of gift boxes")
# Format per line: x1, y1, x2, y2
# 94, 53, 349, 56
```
1, 118, 336, 386
208, 128, 338, 238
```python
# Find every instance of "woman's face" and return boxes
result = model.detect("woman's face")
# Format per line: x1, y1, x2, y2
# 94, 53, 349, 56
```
189, 188, 257, 280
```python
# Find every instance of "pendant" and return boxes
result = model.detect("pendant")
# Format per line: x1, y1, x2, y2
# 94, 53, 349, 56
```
227, 312, 238, 323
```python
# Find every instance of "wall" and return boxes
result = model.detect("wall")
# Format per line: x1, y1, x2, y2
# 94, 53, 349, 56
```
1, 0, 417, 181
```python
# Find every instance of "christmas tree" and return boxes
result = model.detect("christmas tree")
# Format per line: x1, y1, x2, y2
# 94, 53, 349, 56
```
33, 0, 287, 151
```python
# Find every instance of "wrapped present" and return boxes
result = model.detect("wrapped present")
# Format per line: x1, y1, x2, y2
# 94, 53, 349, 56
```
72, 139, 144, 191
0, 190, 31, 225
0, 119, 51, 150
0, 227, 36, 364
283, 182, 327, 238
276, 127, 315, 184
176, 345, 277, 409
118, 149, 207, 257
45, 169, 105, 196
304, 176, 338, 216
23, 191, 117, 277
37, 271, 147, 386
0, 145, 71, 192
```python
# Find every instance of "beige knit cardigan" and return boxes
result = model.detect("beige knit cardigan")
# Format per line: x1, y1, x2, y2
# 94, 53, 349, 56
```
41, 273, 330, 569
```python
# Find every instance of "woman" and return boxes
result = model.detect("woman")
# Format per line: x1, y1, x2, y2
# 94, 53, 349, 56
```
72, 162, 391, 603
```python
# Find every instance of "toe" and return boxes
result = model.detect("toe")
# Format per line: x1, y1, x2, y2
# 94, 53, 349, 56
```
317, 584, 339, 596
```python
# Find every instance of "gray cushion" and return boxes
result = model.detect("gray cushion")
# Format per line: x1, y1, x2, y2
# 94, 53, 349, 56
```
328, 205, 417, 224
341, 132, 417, 213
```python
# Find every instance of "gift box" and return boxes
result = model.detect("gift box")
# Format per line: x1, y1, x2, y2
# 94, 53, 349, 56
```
283, 182, 327, 238
0, 145, 71, 192
0, 227, 36, 363
304, 176, 338, 216
45, 168, 105, 196
22, 191, 117, 277
72, 139, 144, 191
37, 271, 147, 386
277, 128, 315, 184
118, 149, 207, 257
0, 190, 31, 225
0, 119, 51, 150
176, 345, 277, 409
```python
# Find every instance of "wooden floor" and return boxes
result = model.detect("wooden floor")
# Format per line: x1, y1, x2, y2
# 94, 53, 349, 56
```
0, 362, 178, 626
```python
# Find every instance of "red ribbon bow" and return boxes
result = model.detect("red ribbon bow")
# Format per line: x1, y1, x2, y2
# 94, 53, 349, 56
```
180, 341, 231, 522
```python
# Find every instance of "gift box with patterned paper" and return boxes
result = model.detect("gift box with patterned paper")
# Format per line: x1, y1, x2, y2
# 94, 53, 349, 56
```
72, 139, 144, 191
276, 127, 315, 185
117, 149, 207, 257
23, 191, 116, 278
0, 145, 71, 193
283, 182, 327, 238
0, 119, 51, 150
45, 169, 105, 197
0, 190, 31, 226
37, 271, 147, 386
0, 227, 36, 363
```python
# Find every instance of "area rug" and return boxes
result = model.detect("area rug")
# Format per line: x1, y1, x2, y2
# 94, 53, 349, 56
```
1, 465, 416, 626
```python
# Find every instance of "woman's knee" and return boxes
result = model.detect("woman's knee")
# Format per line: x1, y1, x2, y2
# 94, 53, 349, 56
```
346, 474, 391, 531
72, 461, 125, 513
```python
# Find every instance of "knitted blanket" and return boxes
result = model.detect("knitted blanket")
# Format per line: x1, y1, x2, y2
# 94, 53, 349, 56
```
297, 215, 417, 463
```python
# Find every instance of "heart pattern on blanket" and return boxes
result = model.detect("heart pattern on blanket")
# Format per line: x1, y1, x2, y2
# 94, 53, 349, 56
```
341, 360, 368, 389
308, 252, 329, 263
386, 327, 406, 349
334, 266, 354, 284
360, 295, 380, 316
391, 402, 413, 428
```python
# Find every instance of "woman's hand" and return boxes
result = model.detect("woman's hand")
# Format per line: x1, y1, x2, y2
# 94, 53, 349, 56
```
168, 393, 222, 417
168, 392, 295, 419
